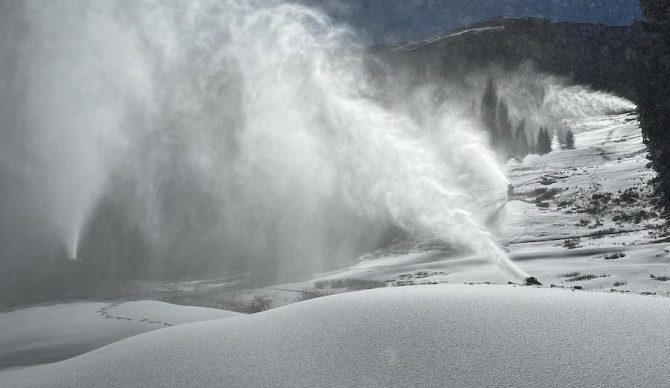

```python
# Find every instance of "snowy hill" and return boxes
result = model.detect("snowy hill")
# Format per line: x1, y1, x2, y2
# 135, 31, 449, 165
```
2, 284, 669, 387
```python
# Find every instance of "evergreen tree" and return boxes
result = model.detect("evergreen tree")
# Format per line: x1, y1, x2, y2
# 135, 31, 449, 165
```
480, 78, 519, 160
481, 78, 498, 143
637, 0, 670, 207
513, 120, 529, 159
536, 127, 552, 155
545, 128, 553, 154
531, 126, 541, 154
564, 129, 575, 150
496, 99, 514, 158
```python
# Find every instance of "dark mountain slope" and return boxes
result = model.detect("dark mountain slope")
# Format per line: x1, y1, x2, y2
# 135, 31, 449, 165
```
369, 17, 648, 102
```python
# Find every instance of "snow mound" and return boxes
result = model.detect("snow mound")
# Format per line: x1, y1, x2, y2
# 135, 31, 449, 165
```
3, 285, 669, 387
0, 301, 241, 369
105, 300, 241, 325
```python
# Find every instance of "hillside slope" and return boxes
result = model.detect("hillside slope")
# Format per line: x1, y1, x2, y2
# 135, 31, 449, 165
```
369, 17, 647, 102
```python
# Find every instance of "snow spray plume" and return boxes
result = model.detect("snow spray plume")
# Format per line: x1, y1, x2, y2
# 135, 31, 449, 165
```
0, 2, 151, 259
0, 0, 529, 282
471, 64, 636, 140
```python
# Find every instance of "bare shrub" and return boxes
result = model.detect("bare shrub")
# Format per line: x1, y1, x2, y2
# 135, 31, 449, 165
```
650, 274, 670, 281
603, 252, 626, 260
562, 238, 581, 249
566, 274, 597, 282
559, 271, 581, 278
565, 273, 609, 282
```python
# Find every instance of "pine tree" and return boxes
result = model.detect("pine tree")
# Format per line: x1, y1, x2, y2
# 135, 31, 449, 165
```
481, 78, 498, 143
480, 78, 519, 160
637, 0, 670, 208
532, 127, 541, 154
536, 127, 552, 155
513, 120, 529, 160
546, 128, 553, 153
496, 99, 513, 158
564, 129, 575, 150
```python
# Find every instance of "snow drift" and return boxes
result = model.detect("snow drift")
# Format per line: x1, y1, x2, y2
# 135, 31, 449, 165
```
0, 301, 241, 369
3, 285, 669, 387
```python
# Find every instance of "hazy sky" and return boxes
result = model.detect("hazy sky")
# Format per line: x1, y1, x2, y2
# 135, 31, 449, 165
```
305, 0, 644, 43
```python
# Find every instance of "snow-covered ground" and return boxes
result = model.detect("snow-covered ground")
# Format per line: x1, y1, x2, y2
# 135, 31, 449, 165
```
0, 301, 241, 370
2, 112, 668, 386
2, 284, 670, 387
501, 113, 668, 293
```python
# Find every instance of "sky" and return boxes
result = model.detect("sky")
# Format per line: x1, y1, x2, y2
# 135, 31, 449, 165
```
303, 0, 644, 43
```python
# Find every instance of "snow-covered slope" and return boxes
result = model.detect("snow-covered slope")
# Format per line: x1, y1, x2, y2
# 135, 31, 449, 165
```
0, 301, 241, 370
2, 284, 670, 387
268, 113, 669, 296
500, 113, 668, 292
1, 113, 667, 387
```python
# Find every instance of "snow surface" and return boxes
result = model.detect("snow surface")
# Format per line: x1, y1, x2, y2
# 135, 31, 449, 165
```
1, 113, 668, 387
2, 284, 669, 387
0, 301, 241, 369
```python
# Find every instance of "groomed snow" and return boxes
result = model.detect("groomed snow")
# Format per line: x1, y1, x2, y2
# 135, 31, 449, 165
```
2, 284, 669, 387
0, 300, 241, 369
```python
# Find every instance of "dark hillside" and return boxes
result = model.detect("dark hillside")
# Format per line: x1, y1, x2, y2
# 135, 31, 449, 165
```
369, 17, 647, 102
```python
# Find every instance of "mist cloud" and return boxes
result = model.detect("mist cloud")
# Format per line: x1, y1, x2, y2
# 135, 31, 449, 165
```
2, 0, 636, 292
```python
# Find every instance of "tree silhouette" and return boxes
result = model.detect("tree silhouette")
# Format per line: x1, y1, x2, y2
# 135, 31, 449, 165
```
496, 100, 514, 157
480, 78, 517, 160
536, 127, 552, 155
564, 129, 575, 150
513, 120, 529, 159
481, 78, 498, 140
637, 0, 670, 208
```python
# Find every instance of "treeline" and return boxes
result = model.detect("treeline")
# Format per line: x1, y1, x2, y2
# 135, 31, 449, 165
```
637, 0, 670, 208
480, 79, 572, 160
